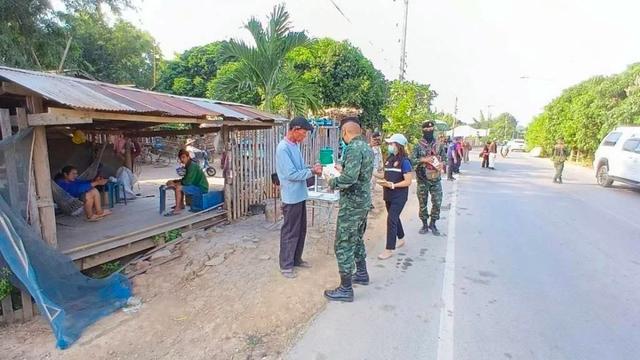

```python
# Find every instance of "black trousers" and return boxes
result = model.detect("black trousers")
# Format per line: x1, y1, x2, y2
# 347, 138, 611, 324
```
279, 201, 307, 270
481, 156, 489, 168
385, 199, 406, 250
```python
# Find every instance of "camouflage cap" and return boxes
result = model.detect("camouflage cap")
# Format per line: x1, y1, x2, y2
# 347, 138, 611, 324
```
422, 121, 435, 129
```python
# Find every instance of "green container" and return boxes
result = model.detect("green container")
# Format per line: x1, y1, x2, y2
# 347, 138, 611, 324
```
319, 147, 334, 165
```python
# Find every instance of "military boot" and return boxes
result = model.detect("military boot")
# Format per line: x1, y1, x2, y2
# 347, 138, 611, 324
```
324, 273, 354, 302
352, 260, 370, 285
429, 219, 440, 236
418, 223, 429, 234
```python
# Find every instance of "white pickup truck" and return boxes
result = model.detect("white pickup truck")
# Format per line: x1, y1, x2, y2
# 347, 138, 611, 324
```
593, 126, 640, 187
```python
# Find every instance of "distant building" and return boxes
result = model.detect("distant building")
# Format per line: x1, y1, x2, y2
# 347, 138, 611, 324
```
446, 125, 489, 138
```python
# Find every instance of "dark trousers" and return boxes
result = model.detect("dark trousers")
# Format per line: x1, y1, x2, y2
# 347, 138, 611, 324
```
385, 199, 406, 250
453, 158, 461, 173
482, 156, 489, 168
279, 201, 307, 270
447, 158, 456, 179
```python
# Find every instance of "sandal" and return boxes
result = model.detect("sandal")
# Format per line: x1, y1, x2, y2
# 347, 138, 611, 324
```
396, 239, 406, 248
86, 215, 104, 222
377, 250, 394, 260
96, 210, 112, 218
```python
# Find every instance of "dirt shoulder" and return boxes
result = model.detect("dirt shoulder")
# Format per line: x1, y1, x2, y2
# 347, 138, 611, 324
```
1, 193, 387, 360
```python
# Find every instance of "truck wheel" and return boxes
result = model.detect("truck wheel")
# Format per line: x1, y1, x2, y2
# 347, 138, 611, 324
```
597, 164, 614, 187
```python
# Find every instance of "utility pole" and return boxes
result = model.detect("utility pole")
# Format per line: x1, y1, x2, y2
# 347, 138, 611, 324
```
398, 0, 409, 81
452, 97, 458, 137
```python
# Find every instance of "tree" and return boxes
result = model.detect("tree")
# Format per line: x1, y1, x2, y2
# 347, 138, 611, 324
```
488, 112, 518, 141
525, 63, 640, 158
62, 12, 159, 88
381, 80, 436, 143
287, 38, 387, 129
217, 4, 318, 115
156, 42, 225, 97
0, 0, 133, 70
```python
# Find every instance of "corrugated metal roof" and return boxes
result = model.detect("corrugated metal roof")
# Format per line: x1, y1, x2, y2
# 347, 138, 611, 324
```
0, 66, 284, 123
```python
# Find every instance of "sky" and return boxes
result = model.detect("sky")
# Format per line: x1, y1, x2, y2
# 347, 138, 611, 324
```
115, 0, 640, 125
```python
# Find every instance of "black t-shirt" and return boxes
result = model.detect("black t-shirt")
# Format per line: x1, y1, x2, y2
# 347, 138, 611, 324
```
383, 155, 412, 202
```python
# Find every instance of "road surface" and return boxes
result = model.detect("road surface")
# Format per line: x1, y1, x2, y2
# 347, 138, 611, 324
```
287, 151, 640, 360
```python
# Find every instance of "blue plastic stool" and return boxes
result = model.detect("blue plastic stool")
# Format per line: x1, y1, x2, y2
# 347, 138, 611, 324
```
159, 185, 175, 214
105, 181, 127, 209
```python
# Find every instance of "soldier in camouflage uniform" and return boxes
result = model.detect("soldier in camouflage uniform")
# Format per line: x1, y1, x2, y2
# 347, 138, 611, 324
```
412, 121, 446, 236
324, 119, 374, 302
552, 138, 569, 184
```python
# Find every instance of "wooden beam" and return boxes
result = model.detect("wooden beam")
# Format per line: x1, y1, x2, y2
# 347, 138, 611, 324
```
27, 112, 92, 126
47, 108, 213, 125
28, 96, 57, 248
1, 82, 41, 97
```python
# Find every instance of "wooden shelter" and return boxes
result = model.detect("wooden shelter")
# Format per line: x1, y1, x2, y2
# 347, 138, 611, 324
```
0, 66, 285, 269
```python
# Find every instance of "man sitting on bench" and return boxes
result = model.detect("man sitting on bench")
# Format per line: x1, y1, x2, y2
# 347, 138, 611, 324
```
55, 165, 112, 222
165, 149, 209, 215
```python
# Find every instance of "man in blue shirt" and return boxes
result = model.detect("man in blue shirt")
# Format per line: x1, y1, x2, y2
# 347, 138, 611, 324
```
276, 117, 322, 279
55, 165, 111, 221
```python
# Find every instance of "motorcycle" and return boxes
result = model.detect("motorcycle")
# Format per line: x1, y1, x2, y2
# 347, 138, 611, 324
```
176, 149, 217, 177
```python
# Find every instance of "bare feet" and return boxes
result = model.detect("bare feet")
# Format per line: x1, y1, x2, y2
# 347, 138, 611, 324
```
377, 249, 394, 260
396, 239, 406, 248
96, 209, 112, 218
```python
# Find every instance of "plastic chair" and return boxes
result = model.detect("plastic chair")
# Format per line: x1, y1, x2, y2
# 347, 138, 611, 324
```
105, 181, 127, 209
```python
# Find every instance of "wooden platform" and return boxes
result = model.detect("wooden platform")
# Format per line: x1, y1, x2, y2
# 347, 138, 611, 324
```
56, 195, 226, 269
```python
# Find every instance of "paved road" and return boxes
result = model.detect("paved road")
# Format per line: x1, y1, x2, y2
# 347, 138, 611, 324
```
287, 152, 640, 360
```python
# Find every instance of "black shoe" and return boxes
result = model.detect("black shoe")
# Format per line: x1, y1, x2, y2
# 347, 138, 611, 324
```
352, 260, 370, 286
429, 219, 440, 236
419, 224, 429, 234
324, 273, 354, 302
447, 177, 456, 181
558, 178, 563, 184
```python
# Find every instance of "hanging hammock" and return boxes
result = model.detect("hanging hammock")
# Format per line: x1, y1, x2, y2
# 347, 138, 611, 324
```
51, 143, 108, 216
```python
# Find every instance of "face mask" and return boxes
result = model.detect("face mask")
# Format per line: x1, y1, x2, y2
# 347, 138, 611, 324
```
423, 130, 435, 141
387, 145, 396, 154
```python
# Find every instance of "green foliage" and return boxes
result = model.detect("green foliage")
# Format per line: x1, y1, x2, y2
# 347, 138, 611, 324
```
287, 38, 387, 129
96, 261, 121, 278
156, 42, 225, 97
381, 80, 436, 143
218, 4, 318, 115
432, 112, 458, 129
526, 63, 640, 157
62, 12, 159, 88
153, 229, 182, 245
488, 113, 518, 141
0, 267, 12, 300
0, 1, 157, 88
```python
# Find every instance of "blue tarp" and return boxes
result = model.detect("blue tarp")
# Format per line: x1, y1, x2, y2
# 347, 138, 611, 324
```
0, 128, 131, 349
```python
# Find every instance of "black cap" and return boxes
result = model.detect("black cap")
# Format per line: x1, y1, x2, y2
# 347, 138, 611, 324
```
289, 116, 314, 131
422, 121, 435, 129
372, 131, 381, 137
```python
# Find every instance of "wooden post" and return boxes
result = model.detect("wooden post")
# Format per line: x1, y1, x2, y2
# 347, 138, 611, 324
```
125, 138, 133, 170
221, 126, 232, 222
0, 109, 20, 209
17, 108, 41, 236
27, 97, 57, 248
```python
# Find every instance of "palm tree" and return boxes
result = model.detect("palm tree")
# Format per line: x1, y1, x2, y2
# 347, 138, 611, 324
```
218, 4, 318, 115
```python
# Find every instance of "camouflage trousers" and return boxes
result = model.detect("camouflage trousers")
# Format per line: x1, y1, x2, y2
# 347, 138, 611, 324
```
334, 206, 369, 274
554, 161, 565, 181
417, 178, 443, 224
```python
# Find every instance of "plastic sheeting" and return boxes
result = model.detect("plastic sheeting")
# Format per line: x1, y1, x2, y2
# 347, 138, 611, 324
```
0, 128, 131, 349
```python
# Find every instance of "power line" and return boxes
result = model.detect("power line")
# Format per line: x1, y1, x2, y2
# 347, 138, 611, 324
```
328, 0, 352, 23
325, 0, 397, 73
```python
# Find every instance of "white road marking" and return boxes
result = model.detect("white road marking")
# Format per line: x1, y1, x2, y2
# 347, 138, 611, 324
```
437, 180, 458, 360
